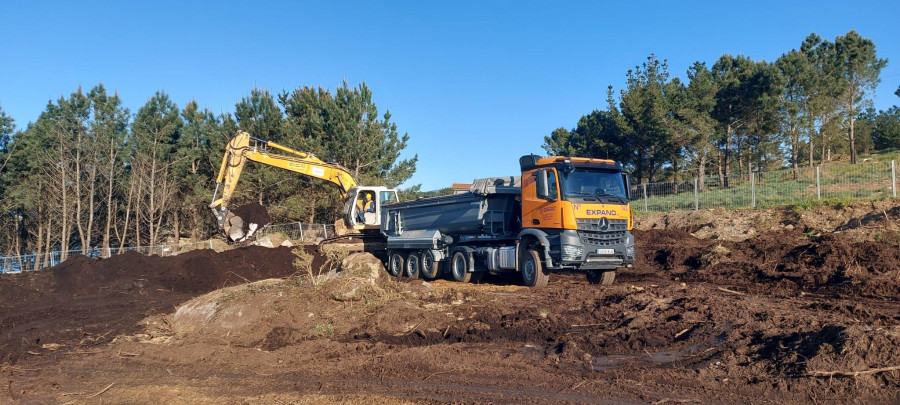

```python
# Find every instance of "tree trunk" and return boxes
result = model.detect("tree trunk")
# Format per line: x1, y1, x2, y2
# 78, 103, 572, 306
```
174, 210, 180, 245
792, 134, 799, 179
148, 158, 157, 246
75, 130, 86, 254
697, 154, 707, 192
808, 135, 814, 168
723, 124, 732, 188
134, 175, 141, 249
849, 92, 857, 164
35, 215, 44, 270
820, 134, 826, 165
59, 142, 71, 262
14, 217, 22, 271
86, 162, 98, 253
258, 176, 264, 205
716, 148, 724, 188
117, 179, 136, 253
43, 219, 52, 268
190, 206, 200, 242
102, 136, 117, 257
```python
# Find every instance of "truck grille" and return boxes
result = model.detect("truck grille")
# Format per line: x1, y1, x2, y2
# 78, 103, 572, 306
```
577, 230, 627, 246
576, 218, 628, 232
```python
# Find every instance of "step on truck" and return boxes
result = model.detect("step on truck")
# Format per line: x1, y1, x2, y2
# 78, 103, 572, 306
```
381, 154, 636, 287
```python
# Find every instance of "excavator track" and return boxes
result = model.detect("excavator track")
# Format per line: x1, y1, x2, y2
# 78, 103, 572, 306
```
318, 232, 387, 255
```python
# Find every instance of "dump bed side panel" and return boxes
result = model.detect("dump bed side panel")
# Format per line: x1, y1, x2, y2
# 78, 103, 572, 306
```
381, 191, 520, 238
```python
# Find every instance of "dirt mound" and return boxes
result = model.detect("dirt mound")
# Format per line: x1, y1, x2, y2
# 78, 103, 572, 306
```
48, 246, 296, 295
231, 202, 271, 228
165, 252, 393, 350
637, 198, 900, 243
634, 229, 900, 297
0, 245, 325, 364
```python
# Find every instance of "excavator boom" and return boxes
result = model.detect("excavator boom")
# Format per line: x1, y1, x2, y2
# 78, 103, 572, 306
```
210, 131, 396, 241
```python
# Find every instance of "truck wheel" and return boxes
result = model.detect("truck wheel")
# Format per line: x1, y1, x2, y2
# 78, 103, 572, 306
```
405, 252, 421, 279
587, 270, 616, 285
450, 251, 472, 283
521, 249, 549, 287
420, 251, 440, 280
387, 251, 405, 277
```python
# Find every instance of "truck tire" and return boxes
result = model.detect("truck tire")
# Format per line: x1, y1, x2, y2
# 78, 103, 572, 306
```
387, 251, 405, 278
587, 270, 616, 285
420, 251, 440, 280
450, 250, 472, 283
405, 252, 421, 279
521, 248, 549, 287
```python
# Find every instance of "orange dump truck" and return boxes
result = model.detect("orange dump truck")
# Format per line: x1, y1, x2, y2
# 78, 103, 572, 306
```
380, 154, 635, 287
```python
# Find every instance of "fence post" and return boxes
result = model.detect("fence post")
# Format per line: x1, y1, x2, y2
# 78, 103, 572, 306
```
694, 178, 699, 211
298, 222, 304, 242
642, 183, 648, 212
323, 224, 328, 239
892, 160, 897, 198
816, 166, 821, 200
750, 168, 756, 208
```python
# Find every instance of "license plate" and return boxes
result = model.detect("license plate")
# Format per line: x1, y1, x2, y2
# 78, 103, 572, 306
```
595, 248, 614, 255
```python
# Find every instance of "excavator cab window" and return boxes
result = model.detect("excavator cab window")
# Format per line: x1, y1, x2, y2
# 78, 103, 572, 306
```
356, 192, 378, 225
380, 191, 397, 204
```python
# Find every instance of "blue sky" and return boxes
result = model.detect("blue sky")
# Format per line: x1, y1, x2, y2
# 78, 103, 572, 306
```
2, 0, 898, 190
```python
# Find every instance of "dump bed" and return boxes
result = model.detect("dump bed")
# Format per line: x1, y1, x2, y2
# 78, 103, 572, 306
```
381, 177, 521, 239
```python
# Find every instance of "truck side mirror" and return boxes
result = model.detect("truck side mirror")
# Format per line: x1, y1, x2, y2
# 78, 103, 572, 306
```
622, 173, 631, 200
535, 170, 550, 200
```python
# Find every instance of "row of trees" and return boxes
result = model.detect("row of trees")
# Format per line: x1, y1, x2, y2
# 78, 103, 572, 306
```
544, 30, 898, 188
0, 82, 416, 262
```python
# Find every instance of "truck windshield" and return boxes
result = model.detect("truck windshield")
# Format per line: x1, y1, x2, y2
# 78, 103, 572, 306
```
560, 169, 627, 202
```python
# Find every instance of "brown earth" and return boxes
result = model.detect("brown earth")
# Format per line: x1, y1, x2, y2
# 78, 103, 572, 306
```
2, 201, 900, 404
231, 202, 272, 229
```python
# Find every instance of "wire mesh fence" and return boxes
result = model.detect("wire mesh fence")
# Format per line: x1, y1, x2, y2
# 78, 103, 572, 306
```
257, 223, 337, 242
0, 222, 337, 274
630, 160, 898, 213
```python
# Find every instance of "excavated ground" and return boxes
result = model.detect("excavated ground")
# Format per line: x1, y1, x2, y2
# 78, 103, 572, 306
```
1, 201, 899, 404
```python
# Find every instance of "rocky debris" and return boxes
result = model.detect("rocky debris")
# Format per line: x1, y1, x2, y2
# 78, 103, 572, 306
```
255, 233, 292, 248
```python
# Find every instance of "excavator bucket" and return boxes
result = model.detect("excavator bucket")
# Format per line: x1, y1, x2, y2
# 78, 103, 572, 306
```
221, 203, 270, 242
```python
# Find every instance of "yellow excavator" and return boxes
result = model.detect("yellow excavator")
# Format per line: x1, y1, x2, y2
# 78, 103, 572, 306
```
210, 131, 399, 241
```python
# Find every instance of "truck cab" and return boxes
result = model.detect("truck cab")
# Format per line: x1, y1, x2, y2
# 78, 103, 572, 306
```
518, 155, 636, 283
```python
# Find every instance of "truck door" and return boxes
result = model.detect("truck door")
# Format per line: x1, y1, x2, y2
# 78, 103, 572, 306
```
522, 168, 562, 229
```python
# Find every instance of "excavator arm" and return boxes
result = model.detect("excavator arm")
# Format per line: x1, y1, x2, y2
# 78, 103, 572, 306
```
210, 131, 362, 240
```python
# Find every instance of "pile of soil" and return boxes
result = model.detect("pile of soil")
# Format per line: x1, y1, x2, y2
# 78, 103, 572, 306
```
636, 199, 900, 243
0, 244, 322, 364
634, 229, 900, 297
231, 202, 271, 229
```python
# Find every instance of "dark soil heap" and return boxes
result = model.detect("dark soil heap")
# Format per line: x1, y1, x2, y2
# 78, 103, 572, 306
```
0, 245, 316, 364
231, 203, 271, 229
633, 229, 900, 297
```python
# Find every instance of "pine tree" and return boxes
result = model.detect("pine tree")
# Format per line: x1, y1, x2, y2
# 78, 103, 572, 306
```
831, 30, 888, 164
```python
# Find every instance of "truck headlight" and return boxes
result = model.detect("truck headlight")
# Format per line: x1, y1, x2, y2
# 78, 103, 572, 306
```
561, 244, 584, 261
626, 245, 635, 258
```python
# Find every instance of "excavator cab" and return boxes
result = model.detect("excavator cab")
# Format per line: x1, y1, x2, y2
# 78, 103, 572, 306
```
345, 186, 398, 229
